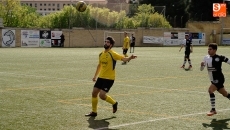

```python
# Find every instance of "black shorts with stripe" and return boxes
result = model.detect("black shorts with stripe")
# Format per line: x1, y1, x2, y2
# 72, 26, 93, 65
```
211, 78, 225, 91
94, 78, 114, 92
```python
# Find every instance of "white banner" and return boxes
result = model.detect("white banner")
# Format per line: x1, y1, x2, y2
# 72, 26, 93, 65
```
163, 32, 205, 46
21, 30, 40, 47
51, 31, 62, 39
2, 29, 16, 47
143, 36, 163, 44
223, 39, 230, 44
222, 34, 230, 45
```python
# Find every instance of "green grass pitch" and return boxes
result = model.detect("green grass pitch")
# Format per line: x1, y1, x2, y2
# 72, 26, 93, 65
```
1, 46, 230, 130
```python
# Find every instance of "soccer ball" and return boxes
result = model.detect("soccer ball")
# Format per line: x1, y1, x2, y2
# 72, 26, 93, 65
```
76, 1, 87, 12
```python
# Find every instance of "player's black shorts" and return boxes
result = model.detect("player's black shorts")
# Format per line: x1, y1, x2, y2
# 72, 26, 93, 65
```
130, 43, 135, 47
94, 78, 114, 92
123, 49, 128, 55
184, 51, 190, 58
211, 79, 225, 91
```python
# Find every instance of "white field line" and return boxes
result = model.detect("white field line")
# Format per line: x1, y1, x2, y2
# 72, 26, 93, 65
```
95, 108, 230, 130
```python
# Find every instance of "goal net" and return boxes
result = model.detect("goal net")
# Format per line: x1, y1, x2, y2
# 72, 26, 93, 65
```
104, 31, 135, 47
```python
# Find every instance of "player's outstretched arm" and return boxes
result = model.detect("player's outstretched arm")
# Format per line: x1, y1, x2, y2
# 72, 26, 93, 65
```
122, 55, 137, 62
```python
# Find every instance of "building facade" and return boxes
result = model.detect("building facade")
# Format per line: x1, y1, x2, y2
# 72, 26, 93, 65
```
20, 0, 108, 15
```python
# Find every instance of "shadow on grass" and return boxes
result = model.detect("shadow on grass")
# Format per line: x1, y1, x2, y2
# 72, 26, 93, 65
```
202, 118, 230, 130
184, 68, 192, 71
87, 116, 118, 130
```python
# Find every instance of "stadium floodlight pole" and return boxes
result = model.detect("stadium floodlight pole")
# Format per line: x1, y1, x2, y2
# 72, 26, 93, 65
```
220, 0, 229, 45
69, 0, 73, 47
95, 2, 98, 47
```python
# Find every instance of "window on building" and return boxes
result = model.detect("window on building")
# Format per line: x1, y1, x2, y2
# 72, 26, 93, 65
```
44, 9, 46, 11
63, 4, 65, 7
40, 8, 42, 10
53, 8, 55, 11
30, 3, 32, 7
44, 4, 46, 6
48, 8, 51, 11
40, 3, 42, 6
53, 4, 55, 6
35, 3, 37, 7
57, 4, 59, 7
57, 8, 60, 10
48, 4, 51, 6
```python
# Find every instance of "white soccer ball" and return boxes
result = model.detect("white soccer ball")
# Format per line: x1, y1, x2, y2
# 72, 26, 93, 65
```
76, 1, 87, 12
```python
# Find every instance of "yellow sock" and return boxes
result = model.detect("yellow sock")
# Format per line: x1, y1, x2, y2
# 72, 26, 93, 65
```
92, 97, 98, 113
105, 95, 116, 105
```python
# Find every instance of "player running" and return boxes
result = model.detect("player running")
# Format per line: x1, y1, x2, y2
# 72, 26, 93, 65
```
200, 43, 230, 116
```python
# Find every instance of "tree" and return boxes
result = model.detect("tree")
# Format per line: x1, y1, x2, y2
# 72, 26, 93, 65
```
0, 0, 39, 27
187, 0, 223, 21
140, 0, 187, 27
133, 4, 171, 28
141, 0, 226, 23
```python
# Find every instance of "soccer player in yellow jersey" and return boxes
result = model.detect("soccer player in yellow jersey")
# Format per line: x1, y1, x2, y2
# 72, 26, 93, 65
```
85, 36, 137, 117
122, 32, 130, 65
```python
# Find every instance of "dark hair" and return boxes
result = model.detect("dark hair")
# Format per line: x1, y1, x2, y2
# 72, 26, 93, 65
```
208, 43, 218, 50
106, 36, 115, 47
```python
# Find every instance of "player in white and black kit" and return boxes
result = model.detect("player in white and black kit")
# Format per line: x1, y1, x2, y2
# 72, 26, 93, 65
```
200, 43, 230, 116
179, 35, 193, 69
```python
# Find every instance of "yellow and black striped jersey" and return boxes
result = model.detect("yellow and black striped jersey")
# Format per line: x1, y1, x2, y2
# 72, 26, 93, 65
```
98, 50, 124, 80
